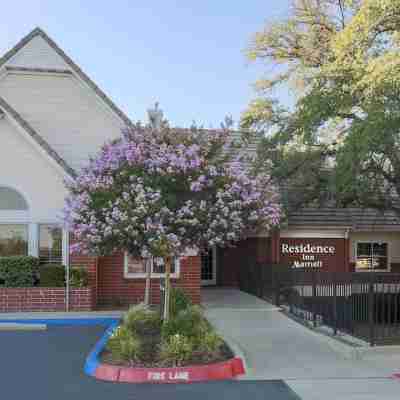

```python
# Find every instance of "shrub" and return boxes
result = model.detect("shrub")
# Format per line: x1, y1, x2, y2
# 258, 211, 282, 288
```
169, 287, 191, 318
161, 305, 208, 340
38, 264, 65, 287
159, 334, 194, 367
197, 331, 223, 354
0, 256, 39, 287
123, 304, 161, 332
70, 267, 89, 288
106, 325, 142, 362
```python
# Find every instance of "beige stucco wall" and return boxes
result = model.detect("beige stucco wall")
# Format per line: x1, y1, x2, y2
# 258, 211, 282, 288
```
0, 72, 124, 171
0, 117, 67, 223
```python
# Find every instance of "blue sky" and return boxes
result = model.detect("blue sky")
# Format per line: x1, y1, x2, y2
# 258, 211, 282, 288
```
0, 1, 291, 127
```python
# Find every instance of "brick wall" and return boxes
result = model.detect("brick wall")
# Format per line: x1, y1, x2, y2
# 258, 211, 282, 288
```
0, 287, 94, 312
97, 253, 201, 307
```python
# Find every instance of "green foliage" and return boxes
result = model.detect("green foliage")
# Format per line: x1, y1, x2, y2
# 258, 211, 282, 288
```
106, 325, 142, 362
243, 0, 400, 213
159, 334, 194, 367
0, 256, 39, 287
69, 267, 89, 288
38, 264, 65, 287
123, 304, 161, 332
197, 331, 223, 354
169, 287, 192, 318
161, 305, 209, 341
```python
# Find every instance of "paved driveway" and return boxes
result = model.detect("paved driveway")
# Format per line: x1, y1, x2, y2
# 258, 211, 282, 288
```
0, 323, 299, 400
202, 288, 400, 400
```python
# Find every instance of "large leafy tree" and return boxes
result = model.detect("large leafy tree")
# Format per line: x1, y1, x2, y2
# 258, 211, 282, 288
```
63, 123, 280, 320
241, 0, 366, 211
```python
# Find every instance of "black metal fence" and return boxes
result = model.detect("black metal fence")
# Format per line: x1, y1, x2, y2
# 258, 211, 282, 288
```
238, 264, 400, 346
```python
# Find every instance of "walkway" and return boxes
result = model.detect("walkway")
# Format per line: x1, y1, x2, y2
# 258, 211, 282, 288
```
202, 287, 400, 400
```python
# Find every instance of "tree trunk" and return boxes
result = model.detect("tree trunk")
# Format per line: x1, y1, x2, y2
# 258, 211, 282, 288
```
144, 258, 151, 306
163, 256, 172, 322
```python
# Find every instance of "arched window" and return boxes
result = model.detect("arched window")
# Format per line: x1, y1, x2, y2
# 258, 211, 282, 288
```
0, 187, 29, 210
0, 187, 29, 257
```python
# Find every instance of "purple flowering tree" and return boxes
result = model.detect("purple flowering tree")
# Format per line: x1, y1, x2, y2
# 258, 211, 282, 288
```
63, 122, 281, 321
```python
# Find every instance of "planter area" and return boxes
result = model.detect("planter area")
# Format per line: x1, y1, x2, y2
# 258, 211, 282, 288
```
0, 287, 95, 312
85, 289, 245, 383
85, 320, 245, 383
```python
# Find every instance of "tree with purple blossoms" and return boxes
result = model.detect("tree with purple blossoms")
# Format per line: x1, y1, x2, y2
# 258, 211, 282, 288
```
64, 121, 281, 321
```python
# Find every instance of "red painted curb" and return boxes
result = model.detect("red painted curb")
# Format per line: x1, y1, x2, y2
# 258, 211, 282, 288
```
94, 357, 245, 383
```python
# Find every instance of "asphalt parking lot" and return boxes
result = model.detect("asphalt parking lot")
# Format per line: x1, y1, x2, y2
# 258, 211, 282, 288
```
0, 324, 301, 399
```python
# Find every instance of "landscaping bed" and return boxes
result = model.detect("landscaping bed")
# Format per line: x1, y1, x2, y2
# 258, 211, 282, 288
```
99, 289, 235, 369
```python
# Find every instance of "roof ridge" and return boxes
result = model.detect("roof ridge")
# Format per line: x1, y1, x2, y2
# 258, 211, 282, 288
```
0, 94, 75, 177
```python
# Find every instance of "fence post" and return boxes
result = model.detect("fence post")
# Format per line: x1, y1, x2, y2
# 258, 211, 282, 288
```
333, 273, 338, 335
312, 270, 317, 328
368, 274, 375, 346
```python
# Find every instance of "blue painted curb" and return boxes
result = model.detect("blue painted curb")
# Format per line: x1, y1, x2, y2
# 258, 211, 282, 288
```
0, 318, 118, 326
84, 320, 119, 376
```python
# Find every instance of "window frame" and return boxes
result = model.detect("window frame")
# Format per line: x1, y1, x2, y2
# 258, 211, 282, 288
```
0, 223, 29, 257
124, 253, 180, 279
355, 241, 390, 272
38, 224, 63, 265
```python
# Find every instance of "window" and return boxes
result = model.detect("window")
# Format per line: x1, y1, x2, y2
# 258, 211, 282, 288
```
124, 254, 179, 278
356, 242, 389, 271
39, 225, 62, 264
0, 225, 28, 256
0, 187, 28, 210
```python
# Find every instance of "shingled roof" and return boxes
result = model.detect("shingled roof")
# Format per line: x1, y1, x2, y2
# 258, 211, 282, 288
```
288, 207, 400, 231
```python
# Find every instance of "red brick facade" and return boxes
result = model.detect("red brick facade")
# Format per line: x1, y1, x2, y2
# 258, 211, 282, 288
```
96, 253, 201, 307
0, 287, 94, 312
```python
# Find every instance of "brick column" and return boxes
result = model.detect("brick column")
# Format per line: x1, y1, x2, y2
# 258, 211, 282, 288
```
70, 254, 98, 309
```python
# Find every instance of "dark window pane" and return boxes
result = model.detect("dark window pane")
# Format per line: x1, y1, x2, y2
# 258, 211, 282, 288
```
357, 243, 372, 257
0, 225, 28, 256
373, 243, 387, 257
372, 257, 388, 270
39, 225, 62, 264
153, 258, 176, 274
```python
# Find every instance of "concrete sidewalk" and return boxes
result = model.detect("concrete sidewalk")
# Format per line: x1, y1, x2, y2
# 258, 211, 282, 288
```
202, 288, 400, 400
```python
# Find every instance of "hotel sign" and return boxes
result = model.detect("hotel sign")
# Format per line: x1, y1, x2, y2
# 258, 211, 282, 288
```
281, 243, 336, 269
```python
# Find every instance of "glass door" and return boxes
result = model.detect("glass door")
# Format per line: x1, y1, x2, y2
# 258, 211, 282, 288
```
201, 248, 216, 286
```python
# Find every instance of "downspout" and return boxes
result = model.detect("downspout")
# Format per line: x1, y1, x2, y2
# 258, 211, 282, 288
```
63, 230, 70, 312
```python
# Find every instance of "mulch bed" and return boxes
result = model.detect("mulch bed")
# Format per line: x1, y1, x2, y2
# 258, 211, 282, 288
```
100, 320, 234, 368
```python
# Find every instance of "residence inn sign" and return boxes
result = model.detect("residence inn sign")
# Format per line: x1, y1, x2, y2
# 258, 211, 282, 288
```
279, 238, 346, 271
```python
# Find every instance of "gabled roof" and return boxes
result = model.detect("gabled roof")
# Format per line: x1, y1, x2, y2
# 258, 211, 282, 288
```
0, 27, 133, 128
0, 95, 75, 177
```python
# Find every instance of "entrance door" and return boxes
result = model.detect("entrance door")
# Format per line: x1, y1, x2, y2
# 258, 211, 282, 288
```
201, 248, 217, 286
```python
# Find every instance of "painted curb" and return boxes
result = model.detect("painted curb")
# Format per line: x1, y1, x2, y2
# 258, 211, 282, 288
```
84, 322, 246, 383
0, 322, 47, 331
0, 318, 117, 326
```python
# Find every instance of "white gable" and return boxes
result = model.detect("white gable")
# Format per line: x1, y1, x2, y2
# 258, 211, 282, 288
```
5, 35, 70, 70
0, 116, 66, 222
0, 72, 124, 171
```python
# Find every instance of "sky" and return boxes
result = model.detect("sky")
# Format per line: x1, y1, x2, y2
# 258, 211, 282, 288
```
0, 1, 292, 128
